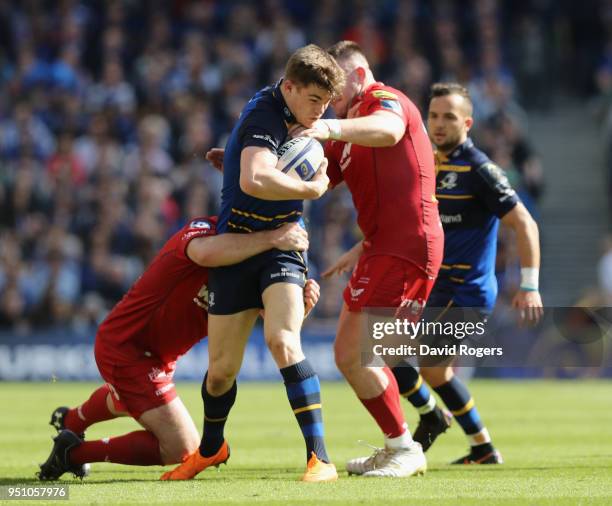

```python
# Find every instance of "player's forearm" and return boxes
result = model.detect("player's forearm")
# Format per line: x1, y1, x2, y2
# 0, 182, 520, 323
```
513, 214, 541, 270
240, 169, 312, 200
334, 115, 403, 147
502, 203, 541, 292
240, 145, 319, 200
348, 240, 364, 257
502, 203, 540, 269
190, 232, 279, 267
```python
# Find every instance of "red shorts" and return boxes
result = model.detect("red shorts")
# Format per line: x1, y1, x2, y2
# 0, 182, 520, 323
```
344, 255, 436, 319
94, 337, 177, 419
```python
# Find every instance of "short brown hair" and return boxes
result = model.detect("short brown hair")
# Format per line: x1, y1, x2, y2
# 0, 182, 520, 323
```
285, 44, 345, 98
430, 82, 473, 115
327, 40, 366, 61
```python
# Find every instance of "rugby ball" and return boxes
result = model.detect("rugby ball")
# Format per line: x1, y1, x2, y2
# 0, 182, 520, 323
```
276, 137, 324, 181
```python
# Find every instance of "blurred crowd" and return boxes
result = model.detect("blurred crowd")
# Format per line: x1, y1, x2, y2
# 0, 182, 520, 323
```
0, 0, 605, 332
592, 1, 612, 223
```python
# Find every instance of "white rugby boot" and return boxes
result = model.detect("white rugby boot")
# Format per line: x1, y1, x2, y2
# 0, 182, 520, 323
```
346, 442, 388, 475
362, 441, 426, 477
347, 441, 427, 478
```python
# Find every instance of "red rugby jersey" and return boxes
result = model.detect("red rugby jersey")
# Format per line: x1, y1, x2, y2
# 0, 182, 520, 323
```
325, 83, 443, 277
97, 217, 216, 364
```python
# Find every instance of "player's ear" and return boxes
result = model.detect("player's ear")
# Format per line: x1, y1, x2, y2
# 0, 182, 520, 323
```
283, 79, 294, 94
355, 67, 366, 84
465, 116, 474, 131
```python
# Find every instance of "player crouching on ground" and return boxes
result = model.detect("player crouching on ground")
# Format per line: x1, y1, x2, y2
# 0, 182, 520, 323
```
38, 218, 318, 481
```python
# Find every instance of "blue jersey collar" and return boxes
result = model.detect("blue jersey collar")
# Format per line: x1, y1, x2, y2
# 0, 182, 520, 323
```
272, 79, 296, 124
449, 138, 474, 159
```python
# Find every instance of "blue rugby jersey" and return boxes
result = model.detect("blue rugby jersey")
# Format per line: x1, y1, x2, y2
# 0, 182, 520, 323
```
435, 138, 519, 310
217, 81, 303, 234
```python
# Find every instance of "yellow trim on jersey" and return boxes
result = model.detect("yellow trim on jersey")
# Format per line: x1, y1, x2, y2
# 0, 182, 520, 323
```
438, 164, 472, 172
273, 210, 302, 219
441, 263, 472, 270
293, 403, 322, 415
227, 221, 253, 233
232, 208, 273, 222
436, 194, 475, 200
401, 375, 423, 397
231, 208, 302, 222
371, 90, 399, 100
451, 398, 475, 416
450, 276, 465, 283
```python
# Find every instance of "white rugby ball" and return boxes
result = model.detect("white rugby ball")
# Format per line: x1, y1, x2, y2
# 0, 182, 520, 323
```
276, 137, 324, 181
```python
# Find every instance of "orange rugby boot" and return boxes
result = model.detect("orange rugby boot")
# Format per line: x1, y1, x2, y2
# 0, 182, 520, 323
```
160, 440, 230, 480
301, 452, 338, 483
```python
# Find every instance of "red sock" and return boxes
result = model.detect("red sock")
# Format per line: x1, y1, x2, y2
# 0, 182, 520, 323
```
359, 367, 407, 438
64, 385, 116, 434
70, 430, 163, 466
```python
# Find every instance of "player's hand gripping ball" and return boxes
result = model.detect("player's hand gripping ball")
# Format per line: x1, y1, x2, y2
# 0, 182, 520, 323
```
275, 137, 324, 181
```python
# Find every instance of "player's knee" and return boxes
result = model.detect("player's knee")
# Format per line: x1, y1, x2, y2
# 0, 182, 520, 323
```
334, 342, 358, 376
207, 369, 238, 395
265, 331, 301, 366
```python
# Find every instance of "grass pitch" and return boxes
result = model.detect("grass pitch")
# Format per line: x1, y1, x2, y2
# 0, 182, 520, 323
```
0, 380, 611, 505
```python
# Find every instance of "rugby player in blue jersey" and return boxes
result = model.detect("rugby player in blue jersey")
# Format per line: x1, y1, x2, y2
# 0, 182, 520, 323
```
162, 45, 344, 482
392, 83, 543, 464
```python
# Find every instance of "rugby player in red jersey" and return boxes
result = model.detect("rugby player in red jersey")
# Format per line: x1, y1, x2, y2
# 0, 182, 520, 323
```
297, 41, 444, 477
38, 218, 318, 480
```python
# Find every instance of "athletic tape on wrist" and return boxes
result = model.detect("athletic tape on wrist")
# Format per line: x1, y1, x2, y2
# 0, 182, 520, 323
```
325, 119, 341, 140
520, 267, 539, 291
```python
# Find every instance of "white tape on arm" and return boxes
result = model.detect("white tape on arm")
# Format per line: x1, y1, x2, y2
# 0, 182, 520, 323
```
520, 267, 539, 291
324, 119, 341, 140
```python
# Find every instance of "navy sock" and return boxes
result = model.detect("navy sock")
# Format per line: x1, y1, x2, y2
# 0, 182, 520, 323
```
280, 359, 329, 463
392, 365, 434, 410
200, 373, 237, 457
434, 376, 484, 439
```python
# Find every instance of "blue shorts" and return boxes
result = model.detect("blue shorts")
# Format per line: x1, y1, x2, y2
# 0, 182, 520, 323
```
208, 249, 307, 315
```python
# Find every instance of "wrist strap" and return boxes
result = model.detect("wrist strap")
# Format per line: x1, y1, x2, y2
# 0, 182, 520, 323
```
325, 119, 341, 140
520, 267, 539, 291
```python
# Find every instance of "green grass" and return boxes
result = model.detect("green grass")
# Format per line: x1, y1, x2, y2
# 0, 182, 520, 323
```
0, 380, 611, 505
